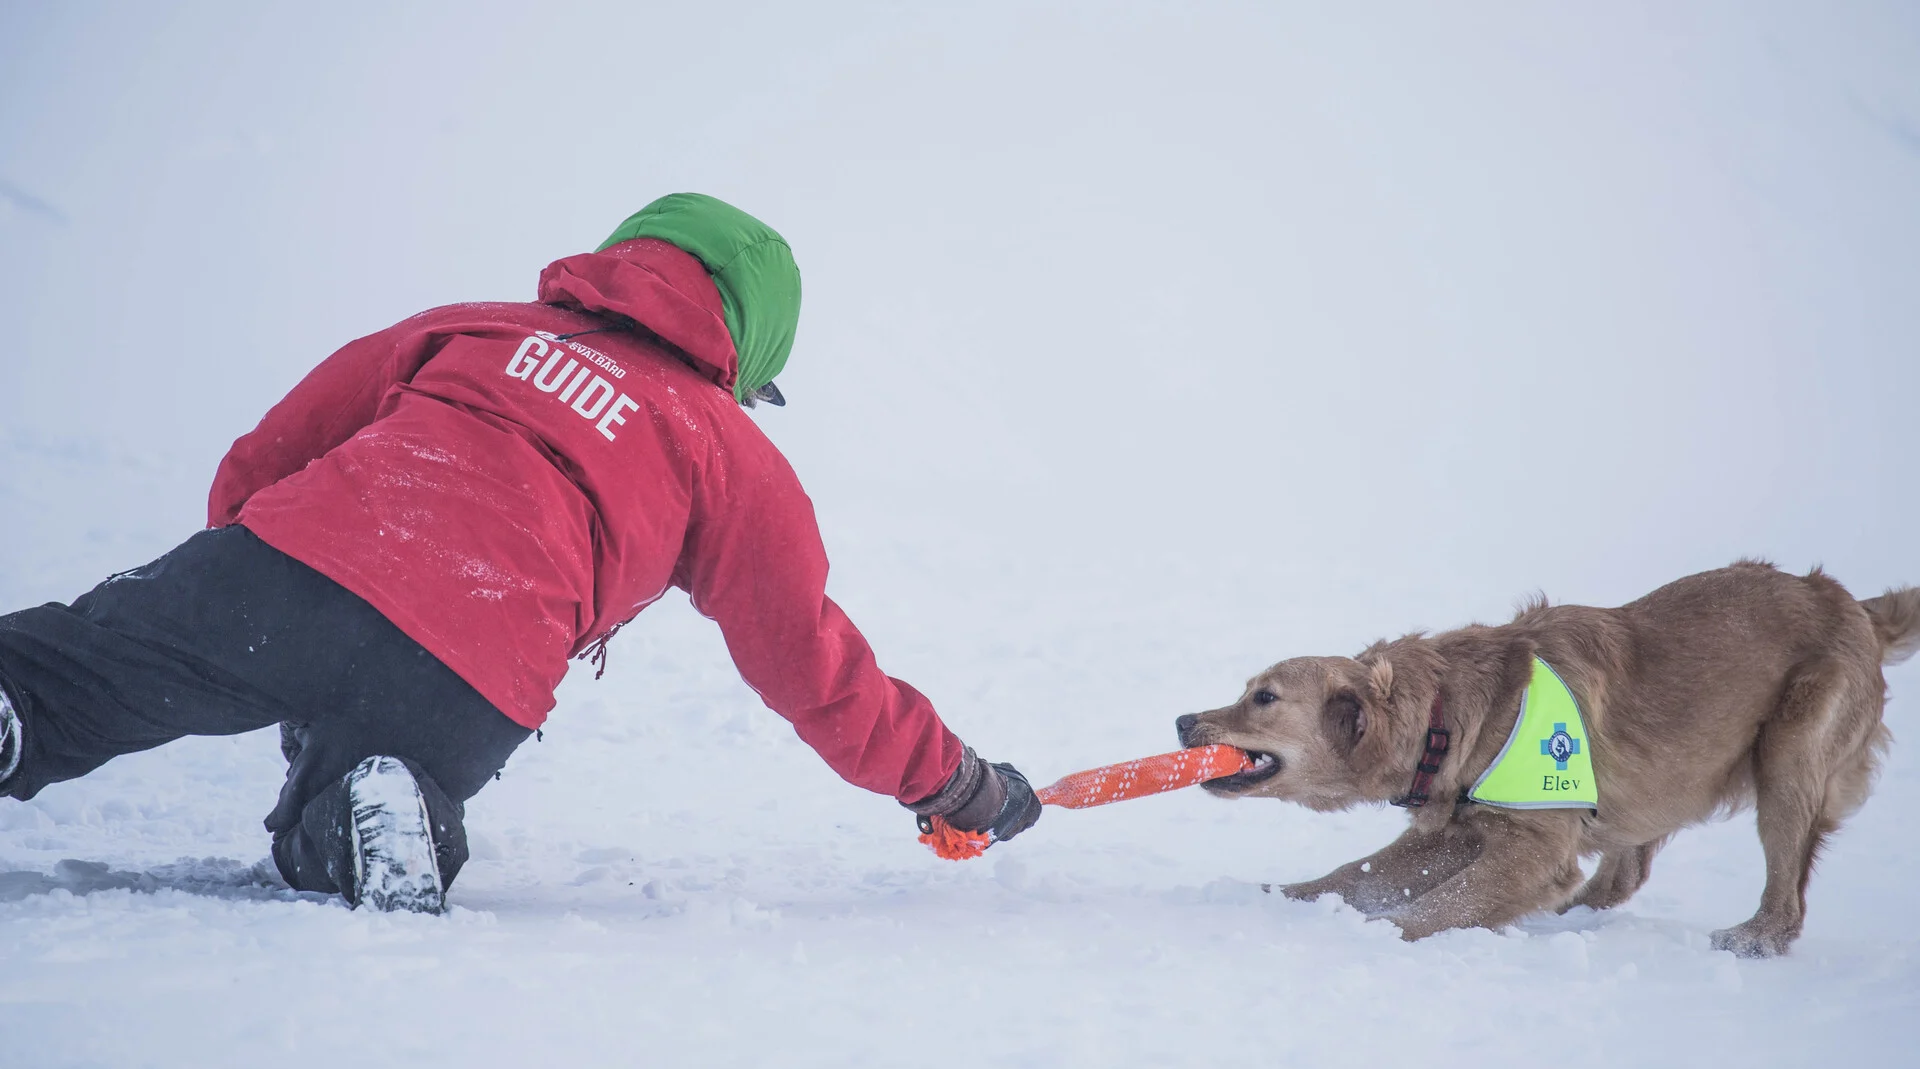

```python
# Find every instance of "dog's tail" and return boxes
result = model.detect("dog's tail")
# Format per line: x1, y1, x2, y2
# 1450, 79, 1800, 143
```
1862, 586, 1920, 666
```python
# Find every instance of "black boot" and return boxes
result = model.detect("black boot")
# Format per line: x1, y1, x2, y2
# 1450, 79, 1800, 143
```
0, 679, 21, 788
274, 756, 469, 914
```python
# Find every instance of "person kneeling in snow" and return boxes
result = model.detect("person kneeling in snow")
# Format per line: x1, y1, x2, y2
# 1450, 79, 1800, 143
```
0, 193, 1040, 912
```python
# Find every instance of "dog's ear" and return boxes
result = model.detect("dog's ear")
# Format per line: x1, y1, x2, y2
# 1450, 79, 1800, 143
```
1333, 665, 1400, 774
1366, 657, 1394, 702
1323, 689, 1366, 758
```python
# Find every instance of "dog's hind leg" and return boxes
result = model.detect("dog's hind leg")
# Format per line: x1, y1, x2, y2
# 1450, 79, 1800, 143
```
1712, 658, 1883, 958
1564, 837, 1668, 913
1825, 721, 1890, 824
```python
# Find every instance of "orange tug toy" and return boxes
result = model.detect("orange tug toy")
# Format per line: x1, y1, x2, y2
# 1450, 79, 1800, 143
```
917, 744, 1255, 860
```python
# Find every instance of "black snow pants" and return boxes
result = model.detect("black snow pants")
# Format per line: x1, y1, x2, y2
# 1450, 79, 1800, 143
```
0, 525, 531, 896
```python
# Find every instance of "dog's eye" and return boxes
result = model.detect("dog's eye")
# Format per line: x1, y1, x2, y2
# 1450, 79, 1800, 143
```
1252, 690, 1278, 706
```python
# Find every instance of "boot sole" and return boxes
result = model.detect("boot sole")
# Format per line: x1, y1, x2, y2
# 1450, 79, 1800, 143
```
346, 756, 445, 914
0, 684, 21, 785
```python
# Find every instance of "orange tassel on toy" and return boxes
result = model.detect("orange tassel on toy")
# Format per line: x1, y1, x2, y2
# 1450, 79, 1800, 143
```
917, 814, 991, 860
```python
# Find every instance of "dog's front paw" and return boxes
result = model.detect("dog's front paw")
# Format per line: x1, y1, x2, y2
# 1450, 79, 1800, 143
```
1710, 917, 1799, 958
1273, 880, 1405, 917
1271, 880, 1337, 903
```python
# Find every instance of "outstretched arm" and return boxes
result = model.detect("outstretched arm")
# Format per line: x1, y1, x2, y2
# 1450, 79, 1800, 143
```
676, 449, 964, 805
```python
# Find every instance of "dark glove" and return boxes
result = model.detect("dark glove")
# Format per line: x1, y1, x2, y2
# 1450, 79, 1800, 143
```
976, 762, 1041, 843
907, 748, 1043, 845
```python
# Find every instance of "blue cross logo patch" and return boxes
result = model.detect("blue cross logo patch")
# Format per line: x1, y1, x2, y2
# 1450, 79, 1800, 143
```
1540, 723, 1581, 770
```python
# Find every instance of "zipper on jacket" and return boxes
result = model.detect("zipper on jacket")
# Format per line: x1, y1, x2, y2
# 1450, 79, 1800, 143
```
549, 326, 619, 343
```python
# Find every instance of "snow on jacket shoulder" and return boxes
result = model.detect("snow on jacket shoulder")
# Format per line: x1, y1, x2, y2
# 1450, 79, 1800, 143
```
209, 239, 962, 804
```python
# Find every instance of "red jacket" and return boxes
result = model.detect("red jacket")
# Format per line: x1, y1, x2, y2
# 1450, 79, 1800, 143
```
209, 238, 962, 804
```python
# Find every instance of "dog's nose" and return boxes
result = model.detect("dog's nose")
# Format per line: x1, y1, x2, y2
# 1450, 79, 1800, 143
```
1175, 713, 1200, 746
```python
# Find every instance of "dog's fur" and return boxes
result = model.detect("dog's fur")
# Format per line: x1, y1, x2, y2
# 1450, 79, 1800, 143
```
1175, 562, 1917, 956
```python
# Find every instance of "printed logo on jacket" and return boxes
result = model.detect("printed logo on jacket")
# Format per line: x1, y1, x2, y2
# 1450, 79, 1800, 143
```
505, 332, 640, 441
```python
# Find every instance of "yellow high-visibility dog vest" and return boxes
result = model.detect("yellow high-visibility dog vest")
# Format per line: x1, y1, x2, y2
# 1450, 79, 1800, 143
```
1468, 656, 1598, 810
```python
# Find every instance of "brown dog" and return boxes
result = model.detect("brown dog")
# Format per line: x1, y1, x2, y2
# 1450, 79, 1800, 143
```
1175, 562, 1918, 956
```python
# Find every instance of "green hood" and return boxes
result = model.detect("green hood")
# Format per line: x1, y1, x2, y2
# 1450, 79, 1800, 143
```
597, 193, 801, 402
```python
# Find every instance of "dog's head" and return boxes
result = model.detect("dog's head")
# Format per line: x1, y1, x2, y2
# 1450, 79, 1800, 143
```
1175, 655, 1403, 811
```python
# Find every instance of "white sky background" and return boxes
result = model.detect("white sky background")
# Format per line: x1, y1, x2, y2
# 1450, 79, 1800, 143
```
2, 0, 1916, 661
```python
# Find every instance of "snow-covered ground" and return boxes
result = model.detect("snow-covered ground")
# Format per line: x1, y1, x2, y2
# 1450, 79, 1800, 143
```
3, 4, 1917, 1067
